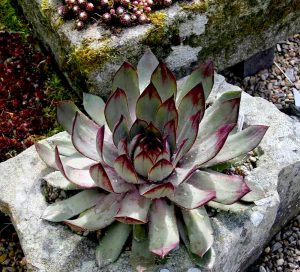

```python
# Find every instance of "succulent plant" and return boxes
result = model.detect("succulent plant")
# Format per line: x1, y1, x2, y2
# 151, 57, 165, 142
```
35, 49, 268, 270
58, 0, 170, 30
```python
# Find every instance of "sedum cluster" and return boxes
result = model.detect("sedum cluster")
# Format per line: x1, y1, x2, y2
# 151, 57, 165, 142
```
36, 49, 268, 270
58, 0, 172, 30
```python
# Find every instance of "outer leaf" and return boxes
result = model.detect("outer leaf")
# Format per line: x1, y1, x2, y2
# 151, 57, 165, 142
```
155, 97, 178, 131
149, 199, 179, 257
65, 193, 123, 231
43, 171, 80, 190
207, 201, 252, 213
35, 142, 58, 169
112, 115, 129, 147
197, 91, 241, 143
42, 189, 102, 222
130, 225, 155, 271
83, 92, 106, 125
151, 63, 177, 101
96, 126, 119, 166
50, 139, 78, 157
112, 62, 140, 118
202, 125, 269, 167
114, 154, 142, 184
55, 148, 97, 188
90, 163, 135, 193
241, 184, 266, 202
148, 159, 173, 182
177, 82, 205, 134
181, 207, 213, 257
57, 101, 80, 134
168, 183, 215, 209
137, 48, 159, 92
96, 222, 132, 268
115, 191, 151, 224
177, 60, 214, 103
72, 112, 100, 161
178, 219, 215, 269
139, 182, 174, 199
136, 83, 162, 123
182, 123, 236, 168
134, 151, 154, 177
104, 88, 131, 132
187, 170, 250, 205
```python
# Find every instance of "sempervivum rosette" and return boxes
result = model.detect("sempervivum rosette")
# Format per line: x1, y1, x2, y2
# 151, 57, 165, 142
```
35, 49, 268, 270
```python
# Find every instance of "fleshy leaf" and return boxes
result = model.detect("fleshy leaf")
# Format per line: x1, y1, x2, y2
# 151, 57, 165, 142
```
104, 88, 131, 132
177, 82, 205, 134
181, 207, 213, 257
90, 163, 135, 193
151, 63, 177, 101
163, 120, 176, 154
57, 101, 80, 134
136, 83, 162, 123
241, 184, 266, 202
182, 123, 236, 168
169, 183, 215, 209
55, 148, 97, 188
114, 154, 142, 184
134, 151, 154, 177
117, 138, 128, 156
83, 92, 106, 125
43, 171, 80, 190
112, 62, 139, 119
42, 190, 102, 222
188, 170, 250, 204
149, 199, 179, 257
173, 111, 202, 165
96, 222, 132, 268
115, 191, 151, 224
197, 91, 241, 143
155, 97, 178, 131
35, 142, 58, 169
50, 139, 78, 157
202, 125, 269, 167
139, 182, 174, 199
137, 48, 159, 92
129, 118, 148, 140
65, 193, 123, 231
148, 159, 173, 182
207, 201, 252, 213
177, 61, 214, 103
130, 225, 155, 271
178, 219, 215, 269
112, 115, 129, 147
72, 112, 100, 161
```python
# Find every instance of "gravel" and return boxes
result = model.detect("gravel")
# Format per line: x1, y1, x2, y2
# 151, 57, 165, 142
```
222, 33, 300, 112
247, 215, 300, 272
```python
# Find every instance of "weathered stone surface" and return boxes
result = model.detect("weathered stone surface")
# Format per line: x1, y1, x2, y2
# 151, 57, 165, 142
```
17, 0, 300, 96
1, 75, 300, 271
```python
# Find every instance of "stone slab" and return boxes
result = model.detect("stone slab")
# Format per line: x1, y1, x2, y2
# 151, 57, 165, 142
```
17, 0, 300, 96
1, 75, 300, 271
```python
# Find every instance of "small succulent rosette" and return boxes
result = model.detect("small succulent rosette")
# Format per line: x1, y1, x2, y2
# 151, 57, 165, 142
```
36, 49, 268, 270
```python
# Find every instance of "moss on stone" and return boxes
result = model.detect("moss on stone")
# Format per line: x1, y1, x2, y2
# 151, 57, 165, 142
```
40, 0, 51, 16
68, 39, 115, 75
180, 0, 208, 13
184, 0, 300, 65
0, 0, 28, 33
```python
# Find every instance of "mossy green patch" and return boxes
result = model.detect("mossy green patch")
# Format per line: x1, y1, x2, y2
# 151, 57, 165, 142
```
0, 0, 28, 33
68, 39, 115, 76
40, 0, 51, 16
180, 0, 208, 13
42, 73, 80, 137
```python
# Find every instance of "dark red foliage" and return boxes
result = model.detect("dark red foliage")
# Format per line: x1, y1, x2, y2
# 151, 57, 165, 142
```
0, 32, 54, 162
